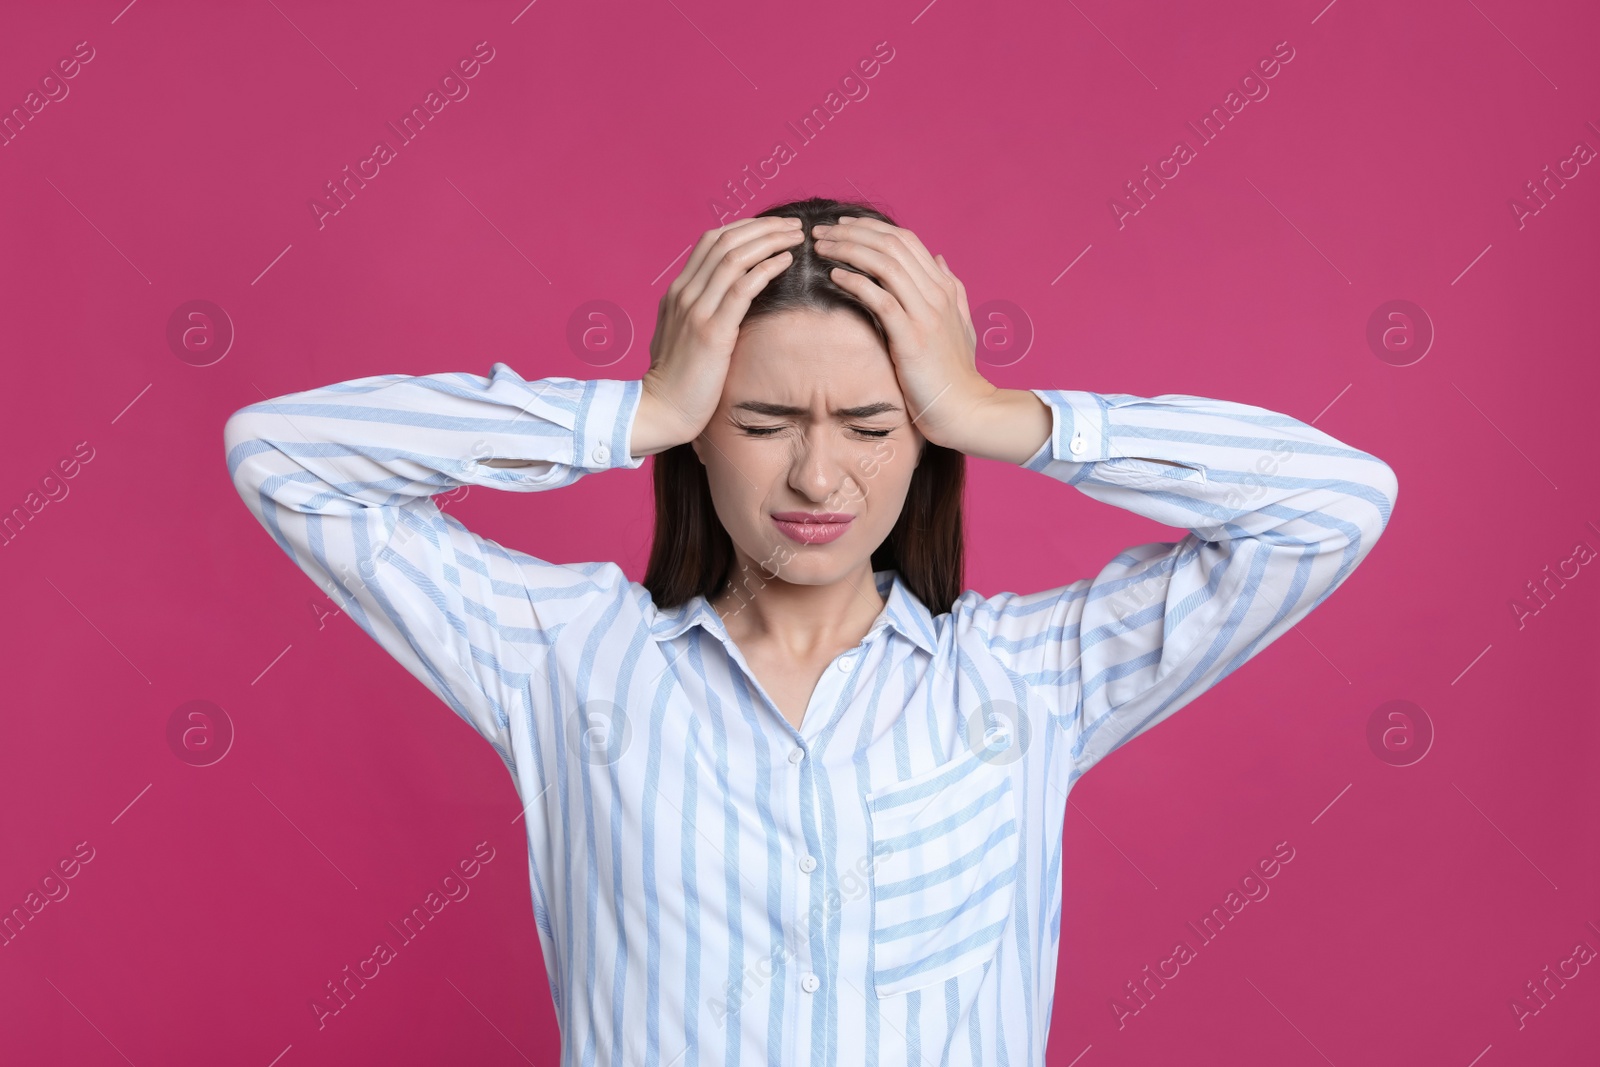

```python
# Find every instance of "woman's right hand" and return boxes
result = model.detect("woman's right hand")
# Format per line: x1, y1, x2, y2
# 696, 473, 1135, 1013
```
629, 216, 806, 457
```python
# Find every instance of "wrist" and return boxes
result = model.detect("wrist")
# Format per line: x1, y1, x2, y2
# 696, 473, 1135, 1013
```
628, 381, 698, 458
933, 386, 1052, 466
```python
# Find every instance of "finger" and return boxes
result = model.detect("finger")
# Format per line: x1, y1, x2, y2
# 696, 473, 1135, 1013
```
934, 252, 969, 305
677, 216, 796, 306
937, 254, 977, 348
683, 216, 792, 278
932, 251, 972, 312
935, 252, 965, 289
675, 217, 797, 306
704, 247, 795, 333
696, 224, 804, 316
824, 264, 911, 343
679, 217, 802, 309
814, 224, 943, 315
835, 217, 951, 298
819, 219, 946, 311
832, 214, 940, 302
675, 217, 764, 292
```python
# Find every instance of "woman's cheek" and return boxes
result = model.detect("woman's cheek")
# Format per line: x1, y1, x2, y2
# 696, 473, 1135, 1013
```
833, 479, 868, 505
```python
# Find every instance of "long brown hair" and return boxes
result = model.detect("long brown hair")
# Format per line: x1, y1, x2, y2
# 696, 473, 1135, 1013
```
641, 196, 966, 615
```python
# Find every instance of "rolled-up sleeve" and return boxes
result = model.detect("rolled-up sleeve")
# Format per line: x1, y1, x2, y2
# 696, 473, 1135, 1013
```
961, 388, 1398, 781
222, 363, 647, 769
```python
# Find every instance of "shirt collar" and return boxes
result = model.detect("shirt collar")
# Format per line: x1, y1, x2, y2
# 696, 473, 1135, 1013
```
652, 568, 938, 656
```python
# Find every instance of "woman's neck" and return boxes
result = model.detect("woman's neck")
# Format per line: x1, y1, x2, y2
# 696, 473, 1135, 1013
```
710, 560, 887, 659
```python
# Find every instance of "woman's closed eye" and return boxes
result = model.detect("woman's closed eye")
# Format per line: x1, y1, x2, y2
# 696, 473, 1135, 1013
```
734, 422, 892, 439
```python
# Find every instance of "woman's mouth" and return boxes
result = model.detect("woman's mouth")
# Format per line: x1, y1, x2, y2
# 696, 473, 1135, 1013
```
770, 512, 855, 545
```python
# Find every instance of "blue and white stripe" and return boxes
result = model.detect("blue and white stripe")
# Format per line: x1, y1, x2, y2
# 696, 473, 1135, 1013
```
224, 362, 1397, 1066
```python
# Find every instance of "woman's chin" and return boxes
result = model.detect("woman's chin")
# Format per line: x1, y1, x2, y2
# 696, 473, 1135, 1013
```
735, 542, 873, 588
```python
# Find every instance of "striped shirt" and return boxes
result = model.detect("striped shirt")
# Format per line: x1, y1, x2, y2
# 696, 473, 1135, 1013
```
223, 362, 1397, 1067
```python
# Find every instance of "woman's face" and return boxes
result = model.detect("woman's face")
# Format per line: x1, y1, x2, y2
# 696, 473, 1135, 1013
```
692, 307, 925, 592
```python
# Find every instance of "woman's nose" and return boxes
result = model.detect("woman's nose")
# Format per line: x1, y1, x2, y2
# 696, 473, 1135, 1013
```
789, 430, 857, 502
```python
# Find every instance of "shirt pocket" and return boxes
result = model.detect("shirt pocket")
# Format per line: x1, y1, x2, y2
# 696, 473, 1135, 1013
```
864, 742, 1021, 998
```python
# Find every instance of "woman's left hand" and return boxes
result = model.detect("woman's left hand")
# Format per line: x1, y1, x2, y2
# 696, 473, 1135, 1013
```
813, 217, 996, 451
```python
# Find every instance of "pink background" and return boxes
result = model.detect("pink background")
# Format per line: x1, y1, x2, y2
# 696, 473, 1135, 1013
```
3, 0, 1597, 1063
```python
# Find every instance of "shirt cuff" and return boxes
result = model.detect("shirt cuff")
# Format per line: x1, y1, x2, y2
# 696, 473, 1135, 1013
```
580, 378, 647, 471
1022, 389, 1108, 471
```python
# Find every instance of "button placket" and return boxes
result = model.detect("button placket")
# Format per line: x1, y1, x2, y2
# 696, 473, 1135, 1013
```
785, 739, 823, 1022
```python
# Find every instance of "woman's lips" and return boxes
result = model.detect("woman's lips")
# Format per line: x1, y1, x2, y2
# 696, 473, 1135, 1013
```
771, 513, 855, 545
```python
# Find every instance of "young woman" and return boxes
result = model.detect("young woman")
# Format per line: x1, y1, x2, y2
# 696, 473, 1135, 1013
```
224, 197, 1397, 1065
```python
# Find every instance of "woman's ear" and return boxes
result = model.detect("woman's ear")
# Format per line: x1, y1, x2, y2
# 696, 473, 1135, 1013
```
691, 436, 706, 465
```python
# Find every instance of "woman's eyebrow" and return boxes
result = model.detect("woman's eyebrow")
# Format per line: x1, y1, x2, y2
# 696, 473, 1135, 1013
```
732, 400, 903, 418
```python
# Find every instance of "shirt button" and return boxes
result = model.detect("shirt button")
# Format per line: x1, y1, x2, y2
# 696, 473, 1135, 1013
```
799, 855, 817, 873
788, 747, 805, 765
1069, 433, 1087, 456
591, 443, 610, 464
836, 655, 856, 672
800, 973, 820, 994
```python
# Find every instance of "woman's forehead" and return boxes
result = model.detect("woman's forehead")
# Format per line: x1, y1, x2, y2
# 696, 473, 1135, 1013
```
724, 354, 902, 413
735, 307, 883, 355
729, 311, 897, 401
